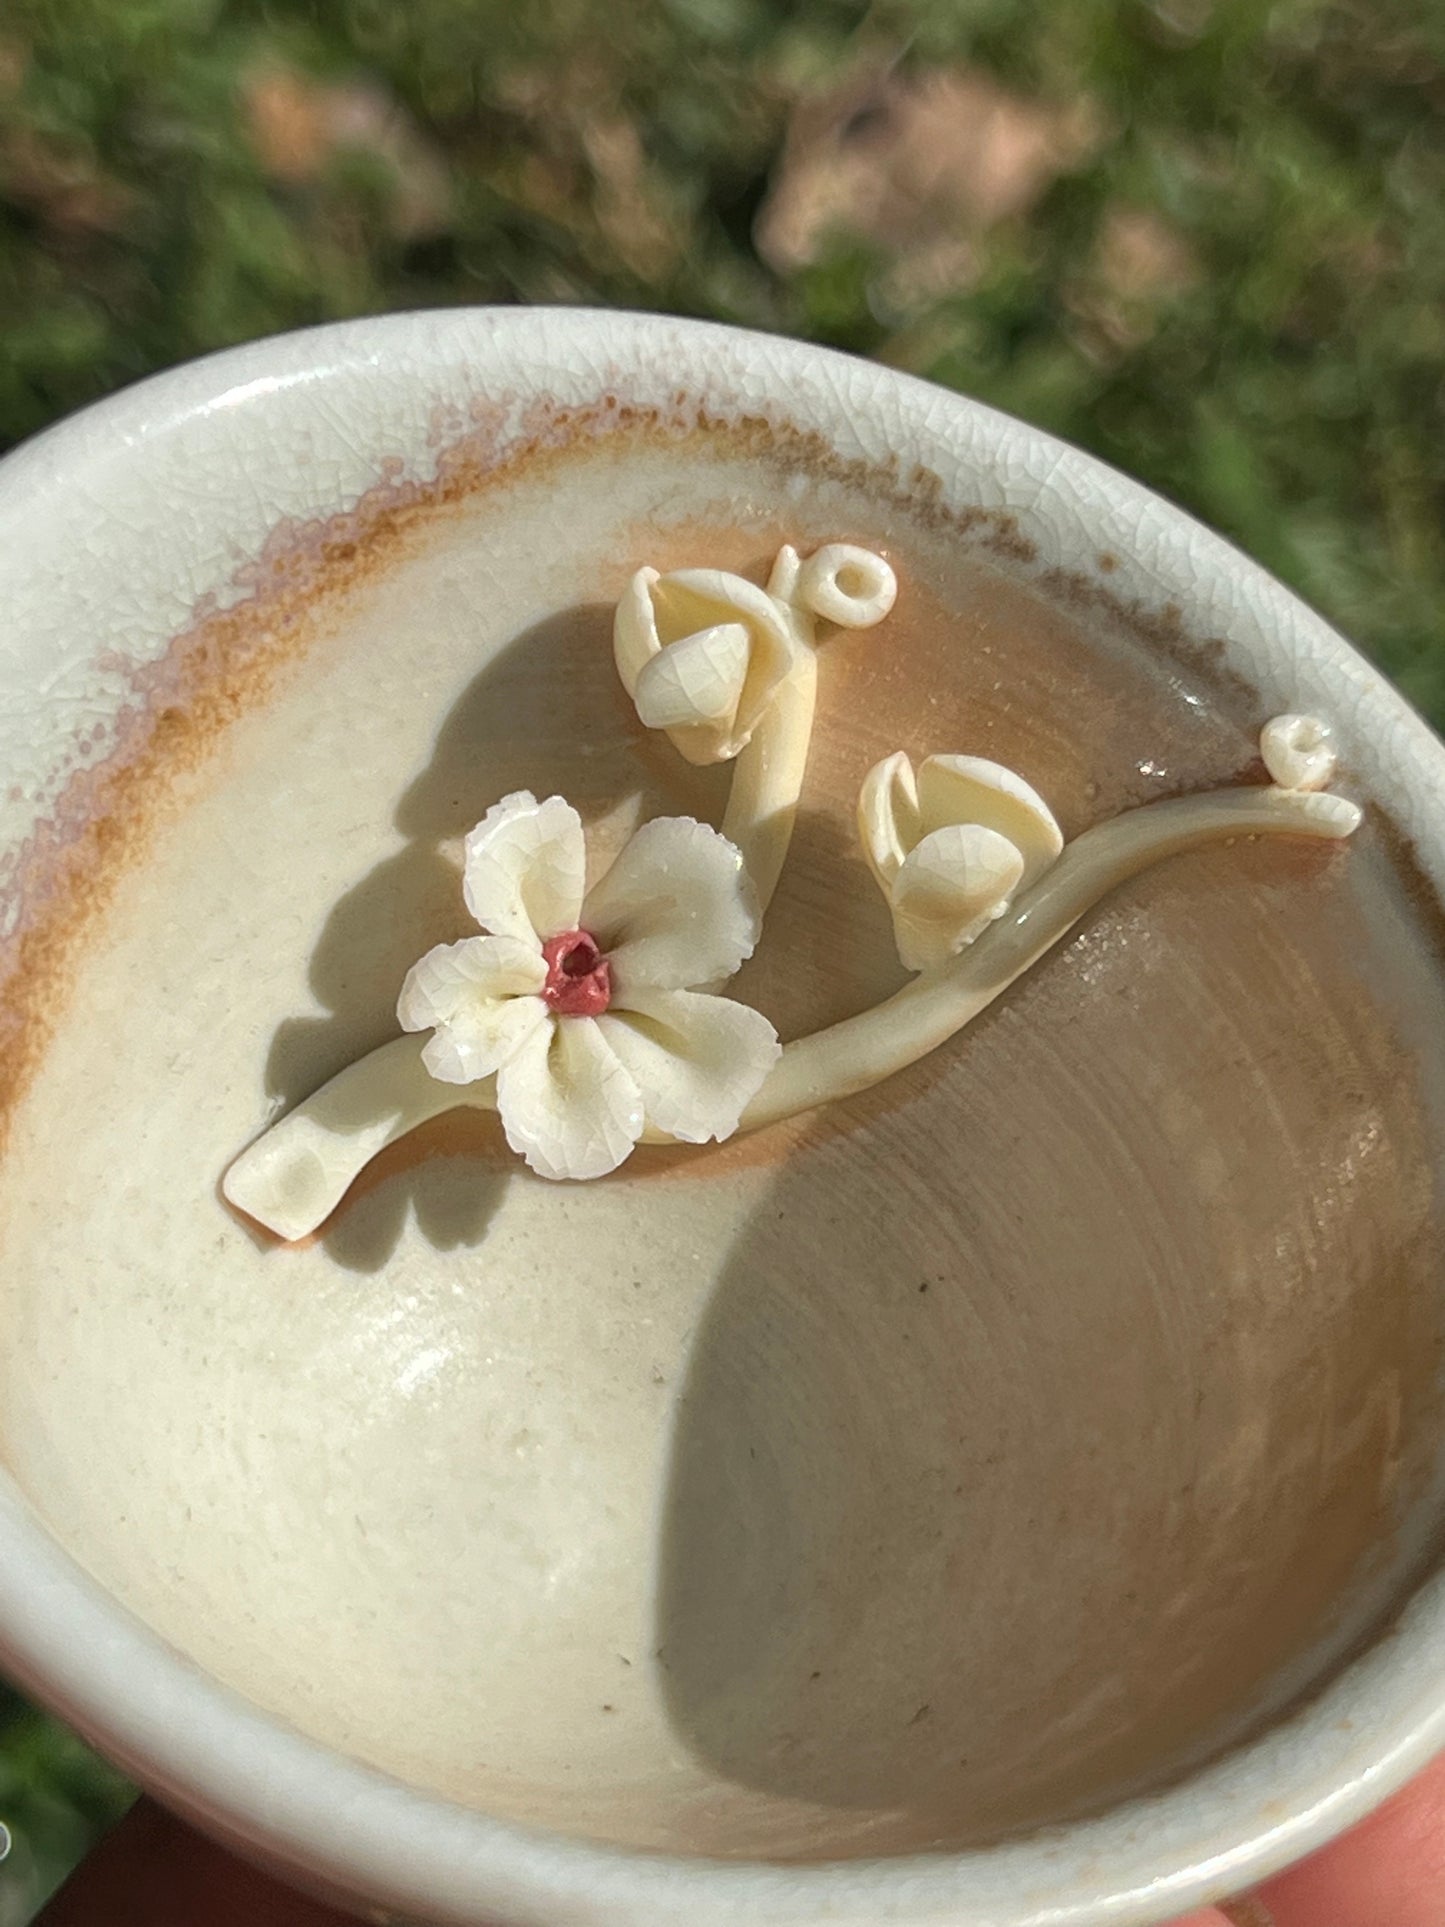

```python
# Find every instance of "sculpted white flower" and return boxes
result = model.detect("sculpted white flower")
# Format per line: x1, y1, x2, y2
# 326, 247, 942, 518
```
614, 544, 897, 765
396, 792, 781, 1180
859, 752, 1065, 973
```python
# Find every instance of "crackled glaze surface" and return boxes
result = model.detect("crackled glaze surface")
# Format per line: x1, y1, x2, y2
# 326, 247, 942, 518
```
1, 313, 1445, 1927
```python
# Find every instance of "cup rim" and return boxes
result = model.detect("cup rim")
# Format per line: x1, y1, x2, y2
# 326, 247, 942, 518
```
2, 304, 1444, 1927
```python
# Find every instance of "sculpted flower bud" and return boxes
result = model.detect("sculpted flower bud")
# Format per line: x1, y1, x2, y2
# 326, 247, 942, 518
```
614, 567, 800, 765
859, 751, 1064, 972
614, 544, 898, 765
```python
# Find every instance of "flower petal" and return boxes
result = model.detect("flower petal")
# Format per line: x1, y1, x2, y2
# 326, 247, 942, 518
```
916, 756, 1063, 889
858, 751, 923, 890
398, 934, 547, 1028
462, 791, 586, 945
397, 936, 548, 1085
633, 622, 751, 731
421, 997, 550, 1087
597, 986, 780, 1143
890, 823, 1025, 973
582, 815, 761, 995
613, 566, 662, 698
649, 570, 785, 652
495, 1016, 644, 1181
765, 544, 802, 601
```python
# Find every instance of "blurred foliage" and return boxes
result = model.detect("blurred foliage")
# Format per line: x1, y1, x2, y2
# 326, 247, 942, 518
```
1, 0, 1442, 706
1, 0, 1443, 1911
0, 1684, 131, 1923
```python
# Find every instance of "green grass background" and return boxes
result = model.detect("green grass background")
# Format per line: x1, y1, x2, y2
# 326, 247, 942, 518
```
0, 0, 1442, 1914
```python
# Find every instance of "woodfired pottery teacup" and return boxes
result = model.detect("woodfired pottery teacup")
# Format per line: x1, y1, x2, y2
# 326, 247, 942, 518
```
1, 309, 1444, 1927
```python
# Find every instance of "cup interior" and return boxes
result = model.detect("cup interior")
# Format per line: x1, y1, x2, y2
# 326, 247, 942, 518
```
1, 316, 1444, 1891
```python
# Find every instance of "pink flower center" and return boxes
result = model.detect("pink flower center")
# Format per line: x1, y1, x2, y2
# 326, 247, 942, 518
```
541, 928, 613, 1017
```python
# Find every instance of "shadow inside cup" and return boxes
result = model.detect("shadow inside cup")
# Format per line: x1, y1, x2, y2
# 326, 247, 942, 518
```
654, 823, 1445, 1853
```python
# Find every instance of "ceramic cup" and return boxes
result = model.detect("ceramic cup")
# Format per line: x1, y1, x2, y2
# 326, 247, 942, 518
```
1, 309, 1444, 1927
